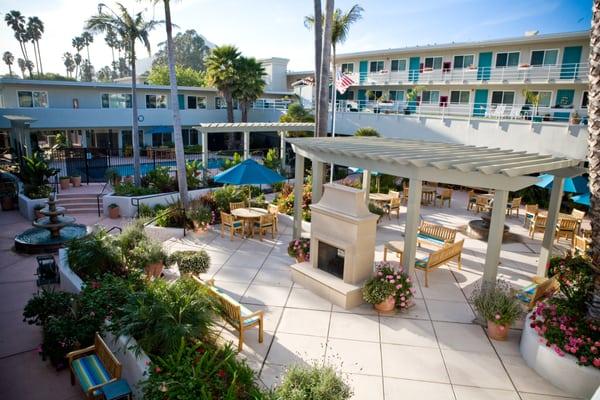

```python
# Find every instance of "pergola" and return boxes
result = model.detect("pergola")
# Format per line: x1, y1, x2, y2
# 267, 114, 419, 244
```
287, 136, 584, 283
194, 122, 314, 168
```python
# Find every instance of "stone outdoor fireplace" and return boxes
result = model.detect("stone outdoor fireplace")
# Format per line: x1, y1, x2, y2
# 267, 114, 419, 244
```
290, 183, 378, 309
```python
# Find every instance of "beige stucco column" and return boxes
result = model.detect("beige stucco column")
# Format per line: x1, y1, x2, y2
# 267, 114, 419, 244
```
403, 179, 423, 275
243, 131, 250, 160
362, 170, 371, 207
483, 189, 509, 284
293, 154, 305, 239
201, 131, 208, 169
537, 176, 564, 276
280, 131, 287, 169
312, 160, 324, 203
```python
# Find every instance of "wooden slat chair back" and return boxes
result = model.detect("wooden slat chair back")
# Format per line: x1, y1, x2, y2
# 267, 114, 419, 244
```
523, 204, 539, 227
192, 276, 263, 351
94, 334, 121, 380
571, 208, 586, 233
572, 234, 590, 257
529, 214, 547, 239
514, 276, 559, 310
506, 197, 522, 217
436, 188, 452, 207
417, 221, 457, 248
220, 211, 243, 240
254, 214, 275, 241
386, 197, 401, 220
415, 239, 464, 287
388, 190, 400, 198
229, 201, 246, 211
402, 187, 409, 205
555, 218, 578, 244
475, 195, 492, 213
267, 204, 279, 232
467, 190, 477, 210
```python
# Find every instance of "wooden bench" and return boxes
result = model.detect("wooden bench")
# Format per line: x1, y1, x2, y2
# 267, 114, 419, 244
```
193, 276, 263, 351
513, 276, 559, 310
415, 239, 464, 287
417, 221, 457, 248
67, 333, 122, 399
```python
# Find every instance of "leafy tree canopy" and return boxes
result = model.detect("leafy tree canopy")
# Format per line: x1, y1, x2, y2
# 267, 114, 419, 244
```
152, 29, 211, 71
280, 103, 315, 123
31, 72, 76, 81
146, 64, 206, 87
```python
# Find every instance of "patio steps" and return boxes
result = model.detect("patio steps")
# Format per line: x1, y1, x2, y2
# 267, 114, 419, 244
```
56, 193, 102, 215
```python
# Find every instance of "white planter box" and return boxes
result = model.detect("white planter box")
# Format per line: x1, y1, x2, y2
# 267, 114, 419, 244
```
144, 223, 185, 242
103, 331, 150, 399
58, 248, 84, 293
103, 188, 213, 218
277, 213, 311, 234
521, 311, 600, 399
18, 194, 47, 221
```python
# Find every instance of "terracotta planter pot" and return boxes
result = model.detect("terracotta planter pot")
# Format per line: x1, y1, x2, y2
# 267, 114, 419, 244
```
70, 176, 81, 187
0, 196, 15, 211
59, 178, 70, 190
108, 206, 120, 219
192, 221, 208, 233
144, 262, 164, 279
487, 320, 509, 341
374, 296, 396, 312
295, 255, 308, 263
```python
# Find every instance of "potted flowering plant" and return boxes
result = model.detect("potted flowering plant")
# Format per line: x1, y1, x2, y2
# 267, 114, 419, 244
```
108, 203, 120, 219
130, 239, 168, 279
471, 280, 521, 341
288, 238, 310, 263
187, 206, 212, 232
363, 262, 414, 312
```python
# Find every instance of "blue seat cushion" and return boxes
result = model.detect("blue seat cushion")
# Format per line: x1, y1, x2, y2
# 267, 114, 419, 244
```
240, 304, 260, 325
415, 257, 429, 268
417, 233, 445, 245
72, 354, 111, 395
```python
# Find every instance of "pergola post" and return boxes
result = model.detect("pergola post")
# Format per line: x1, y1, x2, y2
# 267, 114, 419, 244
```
293, 154, 305, 239
537, 176, 564, 276
362, 170, 371, 207
201, 131, 208, 168
280, 131, 287, 170
483, 189, 509, 284
404, 179, 423, 275
312, 160, 324, 203
243, 131, 250, 160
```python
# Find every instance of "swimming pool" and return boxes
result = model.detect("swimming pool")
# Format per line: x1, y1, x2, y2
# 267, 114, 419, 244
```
112, 158, 224, 177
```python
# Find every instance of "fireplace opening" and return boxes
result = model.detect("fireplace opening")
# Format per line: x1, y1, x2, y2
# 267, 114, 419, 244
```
317, 241, 345, 279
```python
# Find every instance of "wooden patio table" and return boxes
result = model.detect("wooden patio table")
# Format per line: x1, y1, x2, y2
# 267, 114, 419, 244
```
231, 207, 268, 237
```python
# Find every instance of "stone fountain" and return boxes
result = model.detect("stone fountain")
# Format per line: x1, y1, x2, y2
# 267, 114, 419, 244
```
466, 210, 509, 241
15, 194, 90, 253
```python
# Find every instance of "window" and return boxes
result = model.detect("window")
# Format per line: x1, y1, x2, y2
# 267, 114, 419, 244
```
215, 97, 238, 109
341, 63, 354, 74
450, 90, 470, 104
388, 90, 404, 101
101, 93, 132, 109
423, 57, 442, 70
390, 59, 407, 72
367, 90, 383, 101
182, 128, 199, 146
421, 90, 440, 104
121, 129, 144, 147
145, 94, 168, 108
582, 91, 589, 108
18, 90, 48, 108
524, 91, 552, 107
530, 49, 558, 66
187, 96, 207, 109
453, 55, 475, 69
152, 133, 172, 147
344, 90, 355, 100
369, 61, 384, 73
495, 52, 520, 67
491, 91, 515, 105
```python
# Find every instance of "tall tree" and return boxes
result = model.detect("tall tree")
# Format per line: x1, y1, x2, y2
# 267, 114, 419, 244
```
5, 11, 30, 64
3, 51, 14, 76
80, 59, 94, 81
97, 65, 113, 82
206, 45, 241, 123
27, 16, 44, 75
306, 1, 322, 137
63, 52, 75, 77
152, 29, 211, 71
80, 31, 94, 64
72, 36, 85, 79
105, 27, 119, 67
316, 0, 334, 138
86, 3, 161, 186
17, 57, 26, 78
233, 56, 266, 122
588, 0, 600, 321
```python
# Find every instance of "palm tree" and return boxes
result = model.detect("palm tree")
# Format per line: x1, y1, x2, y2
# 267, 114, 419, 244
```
3, 51, 14, 76
63, 52, 75, 77
205, 45, 241, 123
305, 1, 322, 136
17, 57, 26, 78
588, 0, 600, 321
24, 59, 34, 78
81, 31, 94, 64
5, 11, 30, 64
144, 0, 189, 208
317, 0, 334, 138
104, 27, 119, 70
72, 36, 84, 78
86, 3, 161, 186
73, 53, 82, 79
27, 16, 44, 75
233, 57, 266, 122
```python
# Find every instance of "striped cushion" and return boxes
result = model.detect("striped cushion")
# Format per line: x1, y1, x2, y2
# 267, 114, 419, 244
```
240, 304, 260, 325
415, 258, 429, 268
72, 354, 111, 395
417, 233, 445, 245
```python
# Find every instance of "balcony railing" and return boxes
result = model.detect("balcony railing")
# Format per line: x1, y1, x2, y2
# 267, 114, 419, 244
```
349, 62, 588, 86
335, 100, 588, 124
251, 99, 292, 110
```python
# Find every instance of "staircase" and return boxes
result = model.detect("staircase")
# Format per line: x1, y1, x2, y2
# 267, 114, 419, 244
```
56, 193, 101, 215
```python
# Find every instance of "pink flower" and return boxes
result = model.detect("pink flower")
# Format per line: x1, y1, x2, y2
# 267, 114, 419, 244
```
400, 296, 406, 301
390, 279, 395, 284
593, 358, 600, 368
396, 284, 401, 289
495, 314, 501, 320
580, 356, 588, 364
400, 302, 406, 307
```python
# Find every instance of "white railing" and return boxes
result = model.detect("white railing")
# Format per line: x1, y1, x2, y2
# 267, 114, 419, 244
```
336, 100, 588, 124
350, 62, 588, 86
251, 98, 293, 110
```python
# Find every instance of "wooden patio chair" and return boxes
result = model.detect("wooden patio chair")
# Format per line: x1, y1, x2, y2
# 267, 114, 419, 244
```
385, 196, 401, 220
572, 234, 590, 257
474, 195, 492, 213
570, 208, 586, 233
220, 211, 243, 240
513, 275, 559, 310
253, 214, 275, 241
506, 197, 522, 217
555, 218, 578, 245
435, 188, 452, 208
267, 204, 279, 233
528, 214, 547, 240
467, 190, 477, 211
229, 201, 246, 211
401, 187, 409, 205
388, 190, 400, 198
523, 204, 538, 227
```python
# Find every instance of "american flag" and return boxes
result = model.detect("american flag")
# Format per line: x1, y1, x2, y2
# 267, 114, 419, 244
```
335, 70, 354, 95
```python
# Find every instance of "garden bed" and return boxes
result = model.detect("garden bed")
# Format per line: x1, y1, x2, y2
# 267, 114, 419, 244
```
520, 311, 600, 399
18, 194, 47, 221
103, 188, 212, 218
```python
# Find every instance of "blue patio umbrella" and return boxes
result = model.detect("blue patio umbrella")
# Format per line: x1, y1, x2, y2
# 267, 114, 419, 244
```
535, 174, 589, 193
571, 192, 590, 207
214, 159, 285, 198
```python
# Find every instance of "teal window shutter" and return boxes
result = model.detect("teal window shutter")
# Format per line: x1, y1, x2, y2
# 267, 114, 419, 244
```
178, 94, 185, 110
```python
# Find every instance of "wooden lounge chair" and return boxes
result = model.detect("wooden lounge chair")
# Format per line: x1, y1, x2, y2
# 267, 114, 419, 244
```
555, 218, 578, 245
193, 276, 264, 352
467, 190, 477, 211
523, 204, 538, 227
435, 188, 452, 208
267, 204, 279, 233
506, 197, 522, 217
514, 276, 559, 310
417, 221, 457, 248
229, 201, 246, 211
415, 239, 464, 287
385, 196, 401, 220
253, 214, 275, 241
220, 211, 243, 240
383, 241, 404, 264
528, 214, 547, 240
67, 333, 122, 400
388, 190, 400, 198
570, 208, 586, 233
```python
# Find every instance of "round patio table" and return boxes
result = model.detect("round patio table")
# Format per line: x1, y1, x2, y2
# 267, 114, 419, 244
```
369, 193, 392, 203
231, 207, 268, 237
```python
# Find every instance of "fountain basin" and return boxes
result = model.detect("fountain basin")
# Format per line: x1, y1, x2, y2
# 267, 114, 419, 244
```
466, 213, 510, 241
15, 224, 91, 254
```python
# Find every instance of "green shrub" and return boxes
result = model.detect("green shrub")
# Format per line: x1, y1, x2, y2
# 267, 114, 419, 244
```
263, 148, 281, 171
548, 256, 595, 309
113, 182, 159, 197
24, 184, 52, 199
20, 152, 59, 187
67, 230, 124, 280
144, 166, 175, 193
105, 167, 121, 185
142, 340, 265, 400
118, 220, 150, 257
154, 201, 189, 228
222, 152, 242, 170
213, 185, 248, 213
128, 239, 168, 271
470, 280, 521, 326
362, 274, 396, 304
184, 144, 203, 154
275, 364, 352, 400
23, 289, 74, 327
112, 277, 216, 356
185, 159, 202, 190
168, 250, 210, 276
354, 127, 380, 137
187, 205, 212, 229
138, 203, 156, 218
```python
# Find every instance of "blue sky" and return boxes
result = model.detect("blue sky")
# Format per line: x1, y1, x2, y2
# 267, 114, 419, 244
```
0, 0, 593, 75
